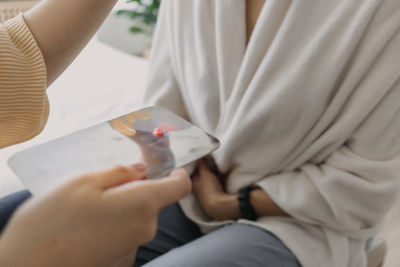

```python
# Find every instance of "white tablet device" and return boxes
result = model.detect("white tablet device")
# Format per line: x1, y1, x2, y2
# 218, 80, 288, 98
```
8, 106, 220, 194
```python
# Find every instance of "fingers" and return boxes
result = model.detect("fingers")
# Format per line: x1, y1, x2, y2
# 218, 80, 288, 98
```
192, 161, 206, 190
118, 168, 192, 207
193, 159, 225, 195
197, 160, 209, 176
93, 164, 147, 189
194, 159, 214, 181
150, 168, 192, 207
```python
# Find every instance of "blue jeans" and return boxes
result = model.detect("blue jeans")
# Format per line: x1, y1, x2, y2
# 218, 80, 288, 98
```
0, 190, 31, 232
135, 203, 301, 267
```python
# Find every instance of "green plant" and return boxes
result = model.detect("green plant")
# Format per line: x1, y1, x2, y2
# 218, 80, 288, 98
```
116, 0, 161, 35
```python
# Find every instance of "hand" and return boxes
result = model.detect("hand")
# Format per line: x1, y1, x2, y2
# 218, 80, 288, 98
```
110, 117, 175, 179
0, 165, 191, 267
193, 160, 240, 221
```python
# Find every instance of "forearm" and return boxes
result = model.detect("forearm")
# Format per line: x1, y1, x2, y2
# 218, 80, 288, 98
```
250, 188, 289, 217
210, 189, 288, 221
24, 0, 118, 85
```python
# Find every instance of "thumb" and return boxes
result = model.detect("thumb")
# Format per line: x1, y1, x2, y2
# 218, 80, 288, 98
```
148, 168, 192, 207
95, 164, 147, 190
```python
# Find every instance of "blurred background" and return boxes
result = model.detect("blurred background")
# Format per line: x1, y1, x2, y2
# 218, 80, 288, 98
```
0, 1, 399, 266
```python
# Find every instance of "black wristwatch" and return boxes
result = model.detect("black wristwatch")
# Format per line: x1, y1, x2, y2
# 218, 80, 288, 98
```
238, 186, 258, 221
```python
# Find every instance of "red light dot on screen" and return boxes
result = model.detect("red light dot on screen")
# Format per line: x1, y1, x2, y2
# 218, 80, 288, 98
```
152, 128, 166, 137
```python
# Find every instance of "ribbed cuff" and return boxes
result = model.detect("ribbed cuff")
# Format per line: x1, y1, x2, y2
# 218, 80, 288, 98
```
4, 14, 46, 75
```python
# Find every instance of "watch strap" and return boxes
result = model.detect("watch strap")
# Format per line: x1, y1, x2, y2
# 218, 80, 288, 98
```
238, 186, 258, 221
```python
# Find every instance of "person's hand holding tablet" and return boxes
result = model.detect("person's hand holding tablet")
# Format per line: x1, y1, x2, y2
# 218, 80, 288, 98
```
0, 165, 191, 267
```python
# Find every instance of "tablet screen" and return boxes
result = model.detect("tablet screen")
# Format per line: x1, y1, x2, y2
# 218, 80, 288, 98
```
8, 106, 220, 194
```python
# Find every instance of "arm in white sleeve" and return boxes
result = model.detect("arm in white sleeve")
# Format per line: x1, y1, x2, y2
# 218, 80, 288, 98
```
257, 85, 400, 239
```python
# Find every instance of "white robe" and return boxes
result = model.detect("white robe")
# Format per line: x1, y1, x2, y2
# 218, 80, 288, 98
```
143, 1, 400, 266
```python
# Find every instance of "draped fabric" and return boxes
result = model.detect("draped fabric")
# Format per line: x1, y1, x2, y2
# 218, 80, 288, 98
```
143, 1, 400, 266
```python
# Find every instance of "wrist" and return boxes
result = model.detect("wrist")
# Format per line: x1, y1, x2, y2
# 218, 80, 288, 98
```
250, 188, 289, 217
238, 186, 258, 221
207, 193, 241, 221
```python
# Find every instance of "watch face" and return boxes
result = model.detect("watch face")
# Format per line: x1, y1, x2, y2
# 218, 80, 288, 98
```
8, 106, 220, 195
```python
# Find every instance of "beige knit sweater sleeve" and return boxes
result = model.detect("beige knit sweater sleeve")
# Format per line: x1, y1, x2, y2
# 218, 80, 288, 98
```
0, 14, 49, 149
